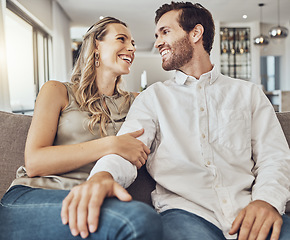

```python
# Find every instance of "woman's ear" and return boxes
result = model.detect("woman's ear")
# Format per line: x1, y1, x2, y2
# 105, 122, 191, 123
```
190, 24, 204, 43
95, 39, 99, 50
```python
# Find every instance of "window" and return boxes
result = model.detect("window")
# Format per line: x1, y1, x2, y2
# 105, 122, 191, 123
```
5, 1, 52, 114
261, 56, 280, 91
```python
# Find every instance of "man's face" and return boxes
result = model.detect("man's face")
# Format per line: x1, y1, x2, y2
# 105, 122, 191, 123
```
154, 10, 193, 71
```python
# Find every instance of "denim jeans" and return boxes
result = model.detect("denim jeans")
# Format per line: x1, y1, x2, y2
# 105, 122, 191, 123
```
0, 185, 162, 240
161, 208, 290, 240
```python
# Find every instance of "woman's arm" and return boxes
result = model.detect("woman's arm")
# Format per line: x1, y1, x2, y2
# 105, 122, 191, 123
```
25, 81, 149, 177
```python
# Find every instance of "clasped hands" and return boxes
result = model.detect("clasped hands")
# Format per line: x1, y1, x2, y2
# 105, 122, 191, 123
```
61, 129, 149, 239
61, 172, 131, 239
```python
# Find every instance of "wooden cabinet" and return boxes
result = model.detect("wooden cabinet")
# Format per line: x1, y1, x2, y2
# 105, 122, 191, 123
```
220, 27, 251, 80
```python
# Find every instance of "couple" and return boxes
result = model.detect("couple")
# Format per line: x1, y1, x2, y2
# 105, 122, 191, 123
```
1, 2, 290, 240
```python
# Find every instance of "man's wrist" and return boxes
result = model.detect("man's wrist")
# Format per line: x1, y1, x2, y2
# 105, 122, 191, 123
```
88, 171, 114, 183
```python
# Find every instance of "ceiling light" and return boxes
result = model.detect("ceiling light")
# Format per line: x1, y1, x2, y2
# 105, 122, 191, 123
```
254, 3, 269, 46
243, 15, 247, 19
269, 0, 288, 38
99, 16, 104, 20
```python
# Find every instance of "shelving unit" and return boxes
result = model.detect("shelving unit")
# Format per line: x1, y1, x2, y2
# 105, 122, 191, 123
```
220, 27, 251, 80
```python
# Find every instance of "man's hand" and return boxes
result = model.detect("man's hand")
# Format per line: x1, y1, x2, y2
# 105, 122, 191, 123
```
229, 200, 283, 240
61, 172, 132, 239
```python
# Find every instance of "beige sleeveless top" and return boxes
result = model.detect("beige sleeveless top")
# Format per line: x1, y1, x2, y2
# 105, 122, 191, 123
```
10, 82, 135, 190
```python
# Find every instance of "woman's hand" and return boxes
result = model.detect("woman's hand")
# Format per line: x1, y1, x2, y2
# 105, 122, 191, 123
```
61, 171, 131, 239
113, 129, 150, 169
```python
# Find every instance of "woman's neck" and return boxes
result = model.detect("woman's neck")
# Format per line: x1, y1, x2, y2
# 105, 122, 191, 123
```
95, 70, 117, 96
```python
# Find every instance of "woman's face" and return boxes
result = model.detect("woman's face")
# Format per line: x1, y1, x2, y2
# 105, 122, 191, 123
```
97, 23, 136, 77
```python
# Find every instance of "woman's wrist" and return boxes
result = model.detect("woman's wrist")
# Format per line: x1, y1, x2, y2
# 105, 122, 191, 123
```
102, 135, 119, 156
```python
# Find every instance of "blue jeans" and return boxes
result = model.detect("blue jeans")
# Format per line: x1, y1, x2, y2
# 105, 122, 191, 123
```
0, 185, 162, 240
161, 208, 290, 240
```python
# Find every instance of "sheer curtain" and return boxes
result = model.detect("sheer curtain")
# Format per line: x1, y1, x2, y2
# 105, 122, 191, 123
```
0, 0, 11, 111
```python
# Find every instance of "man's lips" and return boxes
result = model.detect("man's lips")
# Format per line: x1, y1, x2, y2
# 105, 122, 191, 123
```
160, 49, 170, 57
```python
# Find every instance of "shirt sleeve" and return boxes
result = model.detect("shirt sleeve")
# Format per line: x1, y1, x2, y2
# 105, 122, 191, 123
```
88, 88, 158, 188
251, 85, 290, 214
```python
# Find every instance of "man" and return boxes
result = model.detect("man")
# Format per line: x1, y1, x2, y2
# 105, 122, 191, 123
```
62, 2, 290, 239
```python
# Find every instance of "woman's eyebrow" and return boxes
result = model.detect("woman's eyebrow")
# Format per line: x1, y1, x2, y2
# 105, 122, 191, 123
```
116, 33, 128, 38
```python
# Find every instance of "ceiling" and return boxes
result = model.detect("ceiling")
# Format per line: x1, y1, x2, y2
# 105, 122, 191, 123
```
56, 0, 290, 52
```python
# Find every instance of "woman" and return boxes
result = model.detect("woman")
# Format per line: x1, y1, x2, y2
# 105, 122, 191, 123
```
0, 17, 162, 239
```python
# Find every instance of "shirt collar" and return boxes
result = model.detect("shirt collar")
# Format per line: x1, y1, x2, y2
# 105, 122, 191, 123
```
174, 65, 219, 85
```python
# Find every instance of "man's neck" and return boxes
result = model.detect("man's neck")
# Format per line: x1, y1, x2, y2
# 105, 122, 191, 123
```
179, 52, 213, 79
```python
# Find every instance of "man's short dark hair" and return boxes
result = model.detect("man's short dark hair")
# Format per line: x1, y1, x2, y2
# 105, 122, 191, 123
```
155, 1, 215, 55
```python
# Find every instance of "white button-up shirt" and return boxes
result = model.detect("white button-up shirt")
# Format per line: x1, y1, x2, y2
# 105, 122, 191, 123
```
89, 66, 290, 239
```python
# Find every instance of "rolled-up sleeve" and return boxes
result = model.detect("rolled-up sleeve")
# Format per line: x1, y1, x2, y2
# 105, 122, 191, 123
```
88, 88, 158, 188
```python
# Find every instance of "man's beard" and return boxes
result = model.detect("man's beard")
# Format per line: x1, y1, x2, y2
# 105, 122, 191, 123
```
162, 34, 193, 71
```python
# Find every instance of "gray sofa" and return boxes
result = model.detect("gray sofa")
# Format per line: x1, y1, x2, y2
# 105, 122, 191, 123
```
1, 110, 290, 210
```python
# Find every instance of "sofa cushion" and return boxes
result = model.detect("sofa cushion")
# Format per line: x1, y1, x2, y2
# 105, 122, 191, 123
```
0, 111, 32, 198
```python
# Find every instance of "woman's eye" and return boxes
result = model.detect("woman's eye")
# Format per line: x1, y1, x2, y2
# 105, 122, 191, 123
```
118, 37, 125, 42
163, 29, 169, 35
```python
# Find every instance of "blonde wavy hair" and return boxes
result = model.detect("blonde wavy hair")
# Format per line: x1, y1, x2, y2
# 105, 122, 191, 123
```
71, 17, 131, 136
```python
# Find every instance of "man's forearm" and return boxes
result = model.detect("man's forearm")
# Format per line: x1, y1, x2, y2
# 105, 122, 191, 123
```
88, 154, 137, 188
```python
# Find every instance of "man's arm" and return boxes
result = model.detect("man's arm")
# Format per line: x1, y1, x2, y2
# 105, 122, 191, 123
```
251, 86, 290, 213
88, 88, 158, 187
61, 88, 158, 238
230, 85, 290, 240
88, 154, 138, 188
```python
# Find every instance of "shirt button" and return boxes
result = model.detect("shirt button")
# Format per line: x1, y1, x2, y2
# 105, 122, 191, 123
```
222, 199, 227, 204
200, 107, 204, 112
198, 85, 202, 90
207, 161, 211, 165
202, 133, 206, 139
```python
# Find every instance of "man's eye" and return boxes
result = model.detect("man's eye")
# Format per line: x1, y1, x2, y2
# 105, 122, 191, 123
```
163, 30, 169, 34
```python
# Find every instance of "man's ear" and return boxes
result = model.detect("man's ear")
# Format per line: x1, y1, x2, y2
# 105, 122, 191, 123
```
190, 24, 204, 43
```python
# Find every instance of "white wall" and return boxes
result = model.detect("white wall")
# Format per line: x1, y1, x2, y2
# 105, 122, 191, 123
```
17, 0, 52, 29
122, 53, 174, 92
52, 1, 72, 81
211, 21, 221, 71
285, 21, 290, 90
11, 0, 72, 82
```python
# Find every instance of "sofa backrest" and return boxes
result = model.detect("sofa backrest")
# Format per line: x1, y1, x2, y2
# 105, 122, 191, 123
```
276, 112, 290, 146
0, 111, 32, 198
1, 111, 290, 205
